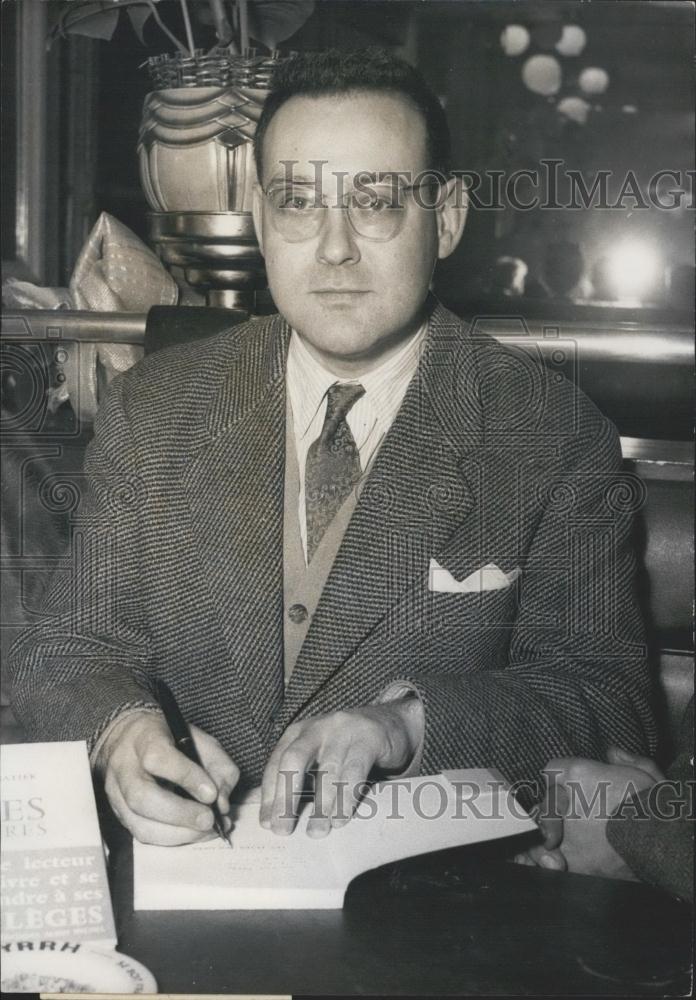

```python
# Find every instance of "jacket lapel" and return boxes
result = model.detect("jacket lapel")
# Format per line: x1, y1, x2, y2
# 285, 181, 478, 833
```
183, 316, 289, 741
278, 302, 487, 728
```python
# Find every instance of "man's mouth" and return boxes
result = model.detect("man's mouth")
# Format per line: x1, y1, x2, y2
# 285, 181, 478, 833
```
311, 289, 371, 295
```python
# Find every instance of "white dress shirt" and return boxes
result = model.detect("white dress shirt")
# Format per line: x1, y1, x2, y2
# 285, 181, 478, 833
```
286, 322, 427, 562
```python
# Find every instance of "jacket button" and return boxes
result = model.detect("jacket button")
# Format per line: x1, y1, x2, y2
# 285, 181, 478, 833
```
288, 603, 308, 624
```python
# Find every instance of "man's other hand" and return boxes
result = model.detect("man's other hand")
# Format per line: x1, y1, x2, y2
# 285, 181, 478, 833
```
95, 711, 239, 845
260, 697, 424, 837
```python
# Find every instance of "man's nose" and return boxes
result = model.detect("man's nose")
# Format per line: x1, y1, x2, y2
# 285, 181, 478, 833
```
315, 205, 361, 266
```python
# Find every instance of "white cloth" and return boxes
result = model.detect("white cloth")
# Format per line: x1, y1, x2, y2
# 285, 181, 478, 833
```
2, 212, 177, 422
286, 323, 426, 561
429, 560, 522, 594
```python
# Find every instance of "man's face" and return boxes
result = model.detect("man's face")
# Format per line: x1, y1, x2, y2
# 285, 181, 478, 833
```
253, 91, 462, 374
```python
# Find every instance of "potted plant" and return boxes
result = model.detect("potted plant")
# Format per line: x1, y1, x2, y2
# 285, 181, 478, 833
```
50, 0, 315, 309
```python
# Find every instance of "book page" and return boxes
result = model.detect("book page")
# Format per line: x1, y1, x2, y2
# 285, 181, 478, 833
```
134, 770, 536, 910
134, 788, 346, 909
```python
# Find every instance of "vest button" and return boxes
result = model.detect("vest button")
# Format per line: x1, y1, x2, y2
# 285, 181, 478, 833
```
288, 603, 309, 624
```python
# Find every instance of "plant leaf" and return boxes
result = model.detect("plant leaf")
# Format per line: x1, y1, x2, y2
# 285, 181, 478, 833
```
127, 5, 154, 44
47, 0, 165, 46
247, 0, 314, 49
55, 2, 122, 42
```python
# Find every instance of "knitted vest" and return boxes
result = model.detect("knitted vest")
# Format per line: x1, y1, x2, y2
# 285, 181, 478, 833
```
283, 399, 360, 683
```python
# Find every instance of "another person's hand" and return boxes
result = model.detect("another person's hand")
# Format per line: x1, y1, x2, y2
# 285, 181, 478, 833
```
260, 697, 424, 837
95, 711, 239, 845
514, 748, 664, 879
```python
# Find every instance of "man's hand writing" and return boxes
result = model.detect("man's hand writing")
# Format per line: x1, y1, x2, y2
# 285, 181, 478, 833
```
260, 697, 424, 837
95, 711, 239, 845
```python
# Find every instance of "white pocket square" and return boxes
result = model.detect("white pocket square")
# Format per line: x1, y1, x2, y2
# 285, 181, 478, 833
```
429, 559, 521, 594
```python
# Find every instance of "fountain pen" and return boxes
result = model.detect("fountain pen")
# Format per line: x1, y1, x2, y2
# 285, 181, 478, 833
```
153, 678, 232, 847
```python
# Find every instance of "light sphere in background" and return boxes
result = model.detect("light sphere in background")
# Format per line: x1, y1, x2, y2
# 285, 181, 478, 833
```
500, 24, 530, 56
522, 54, 562, 96
557, 96, 591, 124
555, 25, 587, 56
606, 240, 660, 301
579, 66, 610, 95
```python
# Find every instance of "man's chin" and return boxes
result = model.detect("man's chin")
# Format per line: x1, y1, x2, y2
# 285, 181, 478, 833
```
284, 298, 422, 372
298, 329, 377, 363
289, 307, 376, 355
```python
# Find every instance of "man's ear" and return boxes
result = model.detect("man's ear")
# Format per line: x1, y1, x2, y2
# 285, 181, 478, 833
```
252, 184, 265, 256
436, 176, 468, 260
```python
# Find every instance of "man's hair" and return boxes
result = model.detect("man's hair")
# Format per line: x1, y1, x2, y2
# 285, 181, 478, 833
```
254, 47, 451, 182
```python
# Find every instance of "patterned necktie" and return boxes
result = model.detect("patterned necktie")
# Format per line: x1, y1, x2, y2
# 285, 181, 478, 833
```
305, 382, 366, 562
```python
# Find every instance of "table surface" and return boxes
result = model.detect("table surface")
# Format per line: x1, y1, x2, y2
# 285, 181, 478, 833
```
110, 837, 693, 996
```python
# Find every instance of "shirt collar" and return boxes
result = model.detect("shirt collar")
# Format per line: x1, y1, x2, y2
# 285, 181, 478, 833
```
286, 321, 427, 440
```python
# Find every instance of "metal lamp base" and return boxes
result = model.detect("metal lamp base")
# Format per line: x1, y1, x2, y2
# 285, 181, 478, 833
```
148, 211, 266, 316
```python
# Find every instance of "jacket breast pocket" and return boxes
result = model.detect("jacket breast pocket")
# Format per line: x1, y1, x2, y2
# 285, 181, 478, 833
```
427, 581, 519, 633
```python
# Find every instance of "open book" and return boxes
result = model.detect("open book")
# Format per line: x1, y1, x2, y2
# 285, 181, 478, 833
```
134, 769, 536, 910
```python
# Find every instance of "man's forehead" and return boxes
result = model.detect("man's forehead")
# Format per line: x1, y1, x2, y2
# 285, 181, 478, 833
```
261, 90, 429, 181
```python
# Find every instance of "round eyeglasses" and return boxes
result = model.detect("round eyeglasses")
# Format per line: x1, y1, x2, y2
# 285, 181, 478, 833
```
260, 179, 441, 243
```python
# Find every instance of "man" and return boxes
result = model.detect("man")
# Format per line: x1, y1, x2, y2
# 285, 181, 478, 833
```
9, 49, 656, 846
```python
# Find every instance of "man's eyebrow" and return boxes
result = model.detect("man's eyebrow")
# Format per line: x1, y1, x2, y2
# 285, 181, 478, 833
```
265, 175, 317, 187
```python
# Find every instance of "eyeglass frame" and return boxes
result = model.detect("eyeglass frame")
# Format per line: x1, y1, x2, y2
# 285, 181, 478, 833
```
257, 175, 448, 244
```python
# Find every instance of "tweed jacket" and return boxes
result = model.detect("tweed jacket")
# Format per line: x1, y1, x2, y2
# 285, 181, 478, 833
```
9, 301, 657, 788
